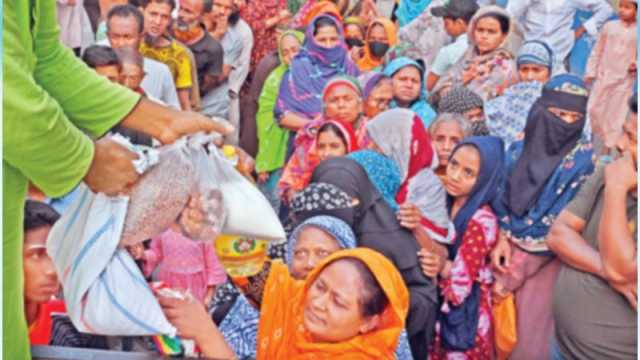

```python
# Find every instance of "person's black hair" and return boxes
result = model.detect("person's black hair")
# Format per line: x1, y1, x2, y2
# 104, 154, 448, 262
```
314, 16, 339, 36
82, 45, 121, 69
630, 94, 637, 114
332, 257, 389, 318
139, 0, 176, 10
24, 200, 60, 233
107, 4, 145, 34
444, 10, 475, 25
317, 122, 349, 150
202, 0, 213, 13
228, 9, 241, 25
476, 12, 510, 34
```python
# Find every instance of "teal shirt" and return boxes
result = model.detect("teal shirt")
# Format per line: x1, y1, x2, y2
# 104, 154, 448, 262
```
3, 1, 140, 358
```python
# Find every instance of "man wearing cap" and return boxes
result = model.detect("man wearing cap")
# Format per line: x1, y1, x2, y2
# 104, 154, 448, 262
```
426, 0, 479, 91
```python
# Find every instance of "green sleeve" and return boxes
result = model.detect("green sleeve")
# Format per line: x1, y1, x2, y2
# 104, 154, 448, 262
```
32, 0, 141, 138
3, 53, 95, 198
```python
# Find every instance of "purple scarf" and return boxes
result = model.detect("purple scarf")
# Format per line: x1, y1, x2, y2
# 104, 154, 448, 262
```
275, 15, 359, 120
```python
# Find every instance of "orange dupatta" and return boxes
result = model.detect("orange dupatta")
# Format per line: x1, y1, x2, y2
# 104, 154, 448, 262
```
256, 248, 409, 359
356, 18, 397, 72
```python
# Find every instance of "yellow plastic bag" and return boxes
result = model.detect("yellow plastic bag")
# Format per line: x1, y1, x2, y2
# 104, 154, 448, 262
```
493, 293, 517, 360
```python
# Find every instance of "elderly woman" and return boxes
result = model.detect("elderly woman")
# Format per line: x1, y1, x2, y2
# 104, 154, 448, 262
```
491, 74, 595, 360
159, 248, 409, 360
278, 76, 363, 200
485, 40, 554, 149
429, 112, 471, 181
432, 6, 518, 102
357, 71, 393, 147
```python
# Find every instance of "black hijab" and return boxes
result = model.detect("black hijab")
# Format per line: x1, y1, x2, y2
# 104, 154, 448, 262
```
507, 82, 588, 217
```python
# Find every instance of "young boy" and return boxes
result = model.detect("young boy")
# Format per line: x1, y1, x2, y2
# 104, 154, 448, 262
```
82, 45, 153, 146
24, 200, 109, 348
427, 0, 479, 91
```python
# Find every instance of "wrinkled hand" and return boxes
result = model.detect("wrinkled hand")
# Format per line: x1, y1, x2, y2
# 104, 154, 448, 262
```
491, 232, 512, 274
128, 243, 145, 260
235, 147, 256, 178
604, 152, 637, 193
84, 137, 140, 196
417, 248, 446, 278
397, 203, 422, 230
158, 112, 234, 145
158, 295, 213, 340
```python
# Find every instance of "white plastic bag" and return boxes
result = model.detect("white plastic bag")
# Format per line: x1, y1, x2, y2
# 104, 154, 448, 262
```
121, 133, 226, 245
207, 145, 286, 240
46, 184, 176, 336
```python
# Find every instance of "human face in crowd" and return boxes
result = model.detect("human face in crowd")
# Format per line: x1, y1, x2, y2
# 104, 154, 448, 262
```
548, 107, 584, 124
281, 34, 302, 66
616, 111, 638, 167
364, 80, 393, 118
120, 63, 145, 91
432, 121, 465, 168
619, 0, 637, 23
291, 226, 342, 280
368, 24, 388, 44
108, 15, 143, 49
24, 226, 59, 304
95, 65, 121, 83
445, 145, 480, 198
518, 63, 550, 83
143, 2, 173, 38
344, 24, 364, 42
324, 84, 362, 124
443, 17, 466, 38
212, 0, 234, 19
316, 129, 348, 162
178, 0, 204, 26
303, 260, 379, 342
473, 17, 506, 55
392, 66, 422, 107
464, 107, 484, 123
315, 25, 340, 49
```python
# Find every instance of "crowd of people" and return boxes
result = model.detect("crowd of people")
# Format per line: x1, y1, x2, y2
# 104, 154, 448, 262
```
8, 0, 638, 359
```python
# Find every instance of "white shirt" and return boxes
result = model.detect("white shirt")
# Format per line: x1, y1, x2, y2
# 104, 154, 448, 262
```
507, 0, 613, 73
97, 38, 181, 109
228, 19, 254, 95
430, 33, 469, 76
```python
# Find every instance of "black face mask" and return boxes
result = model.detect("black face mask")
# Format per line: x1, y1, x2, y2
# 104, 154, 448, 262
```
345, 37, 364, 49
368, 41, 389, 58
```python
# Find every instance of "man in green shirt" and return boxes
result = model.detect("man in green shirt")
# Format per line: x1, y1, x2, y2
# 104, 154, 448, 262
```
3, 1, 232, 358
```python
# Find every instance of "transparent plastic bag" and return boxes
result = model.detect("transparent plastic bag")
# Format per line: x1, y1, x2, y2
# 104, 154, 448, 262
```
120, 134, 226, 246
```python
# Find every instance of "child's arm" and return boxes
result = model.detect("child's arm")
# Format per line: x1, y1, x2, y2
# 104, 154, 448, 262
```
584, 22, 609, 83
203, 242, 227, 301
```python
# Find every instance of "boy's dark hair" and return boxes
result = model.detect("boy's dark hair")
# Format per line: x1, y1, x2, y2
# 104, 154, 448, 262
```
107, 4, 145, 34
630, 94, 637, 114
139, 0, 176, 10
24, 200, 60, 233
82, 45, 121, 69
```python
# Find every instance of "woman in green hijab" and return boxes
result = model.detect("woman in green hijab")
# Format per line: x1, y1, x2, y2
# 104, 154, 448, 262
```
255, 30, 305, 212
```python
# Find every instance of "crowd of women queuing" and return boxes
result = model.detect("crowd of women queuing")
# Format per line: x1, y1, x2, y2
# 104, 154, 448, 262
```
26, 0, 638, 359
